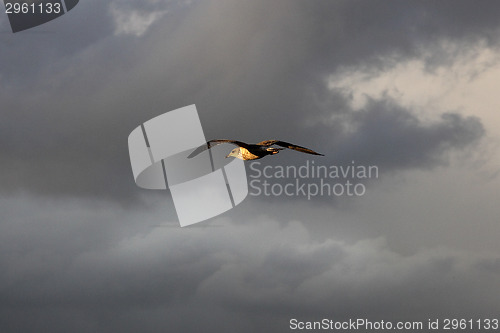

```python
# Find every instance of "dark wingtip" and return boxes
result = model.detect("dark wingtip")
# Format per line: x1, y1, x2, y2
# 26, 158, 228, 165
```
308, 150, 324, 156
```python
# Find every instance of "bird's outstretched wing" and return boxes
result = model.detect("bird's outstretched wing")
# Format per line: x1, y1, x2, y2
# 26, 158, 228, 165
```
257, 140, 324, 156
187, 139, 250, 158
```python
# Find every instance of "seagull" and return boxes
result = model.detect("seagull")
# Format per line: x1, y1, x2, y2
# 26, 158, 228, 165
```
187, 139, 324, 160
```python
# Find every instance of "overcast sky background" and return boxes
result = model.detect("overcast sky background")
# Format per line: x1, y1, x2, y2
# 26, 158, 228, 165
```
1, 1, 500, 332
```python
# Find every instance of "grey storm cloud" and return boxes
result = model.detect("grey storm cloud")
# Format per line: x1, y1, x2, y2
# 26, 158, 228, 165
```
1, 0, 497, 201
2, 1, 500, 332
1, 196, 499, 333
331, 99, 485, 169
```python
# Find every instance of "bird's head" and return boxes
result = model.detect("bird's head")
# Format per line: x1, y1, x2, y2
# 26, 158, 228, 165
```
226, 148, 240, 158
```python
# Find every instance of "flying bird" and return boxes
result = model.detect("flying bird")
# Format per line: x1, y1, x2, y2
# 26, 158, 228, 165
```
187, 139, 324, 161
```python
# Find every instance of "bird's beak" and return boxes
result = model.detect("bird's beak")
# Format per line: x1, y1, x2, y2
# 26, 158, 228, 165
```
225, 154, 230, 158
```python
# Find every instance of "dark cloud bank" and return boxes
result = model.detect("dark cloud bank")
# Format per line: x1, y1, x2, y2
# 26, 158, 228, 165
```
0, 0, 494, 201
1, 1, 500, 332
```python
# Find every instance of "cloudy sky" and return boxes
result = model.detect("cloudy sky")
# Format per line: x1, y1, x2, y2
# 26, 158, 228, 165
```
1, 1, 500, 332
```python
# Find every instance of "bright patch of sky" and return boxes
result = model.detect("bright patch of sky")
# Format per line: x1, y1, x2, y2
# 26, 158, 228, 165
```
110, 4, 167, 37
328, 39, 500, 171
